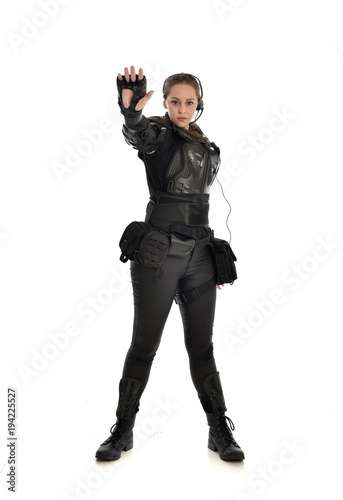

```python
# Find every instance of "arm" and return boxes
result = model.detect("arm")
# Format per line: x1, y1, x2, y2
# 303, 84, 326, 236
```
117, 66, 161, 153
122, 117, 162, 153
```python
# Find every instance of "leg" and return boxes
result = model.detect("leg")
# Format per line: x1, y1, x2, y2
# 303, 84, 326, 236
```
178, 245, 245, 461
204, 372, 245, 461
122, 255, 187, 389
178, 245, 218, 398
95, 376, 143, 461
96, 255, 188, 461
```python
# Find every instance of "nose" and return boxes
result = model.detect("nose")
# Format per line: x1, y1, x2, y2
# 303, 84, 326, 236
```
178, 103, 187, 114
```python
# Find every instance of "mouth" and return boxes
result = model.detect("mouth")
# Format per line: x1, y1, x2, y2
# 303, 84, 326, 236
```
177, 117, 187, 122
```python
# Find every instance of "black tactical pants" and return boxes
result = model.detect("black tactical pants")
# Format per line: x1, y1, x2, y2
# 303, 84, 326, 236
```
121, 243, 218, 398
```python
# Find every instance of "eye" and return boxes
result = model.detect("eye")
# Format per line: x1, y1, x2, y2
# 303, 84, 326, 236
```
171, 100, 179, 105
187, 101, 194, 106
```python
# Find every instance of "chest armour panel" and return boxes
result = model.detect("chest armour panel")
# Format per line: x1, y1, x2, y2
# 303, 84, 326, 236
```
165, 142, 220, 194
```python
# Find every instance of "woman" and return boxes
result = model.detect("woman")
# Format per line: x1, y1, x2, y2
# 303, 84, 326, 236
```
95, 65, 245, 462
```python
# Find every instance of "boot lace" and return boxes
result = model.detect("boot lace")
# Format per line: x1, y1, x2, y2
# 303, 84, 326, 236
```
216, 415, 239, 447
102, 422, 122, 446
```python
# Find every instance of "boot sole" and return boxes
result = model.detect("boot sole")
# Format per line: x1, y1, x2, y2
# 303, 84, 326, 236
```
95, 439, 133, 461
208, 439, 245, 461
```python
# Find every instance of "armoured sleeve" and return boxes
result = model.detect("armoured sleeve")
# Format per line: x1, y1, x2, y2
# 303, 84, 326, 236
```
122, 117, 163, 153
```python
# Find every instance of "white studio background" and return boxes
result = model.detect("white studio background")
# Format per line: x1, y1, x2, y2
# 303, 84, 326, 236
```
0, 0, 342, 499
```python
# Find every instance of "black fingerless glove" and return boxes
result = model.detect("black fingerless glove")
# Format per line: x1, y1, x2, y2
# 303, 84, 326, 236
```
116, 75, 147, 127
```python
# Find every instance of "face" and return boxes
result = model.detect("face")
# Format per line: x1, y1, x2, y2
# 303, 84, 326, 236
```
163, 83, 199, 130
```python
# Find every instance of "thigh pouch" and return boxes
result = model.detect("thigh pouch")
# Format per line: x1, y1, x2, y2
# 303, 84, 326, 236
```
210, 232, 238, 285
119, 221, 170, 267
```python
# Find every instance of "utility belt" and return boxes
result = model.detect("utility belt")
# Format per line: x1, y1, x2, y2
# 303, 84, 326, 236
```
118, 221, 237, 286
145, 191, 210, 227
119, 221, 210, 267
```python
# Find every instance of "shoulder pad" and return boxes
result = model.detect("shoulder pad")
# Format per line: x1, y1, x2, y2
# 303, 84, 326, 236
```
210, 141, 220, 156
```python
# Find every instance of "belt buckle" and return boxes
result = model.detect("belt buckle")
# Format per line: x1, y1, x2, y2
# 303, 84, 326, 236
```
168, 234, 195, 257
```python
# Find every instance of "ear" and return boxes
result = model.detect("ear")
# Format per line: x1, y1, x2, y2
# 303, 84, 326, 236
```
163, 100, 167, 109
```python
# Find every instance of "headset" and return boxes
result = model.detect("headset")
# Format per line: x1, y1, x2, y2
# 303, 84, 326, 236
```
162, 73, 204, 125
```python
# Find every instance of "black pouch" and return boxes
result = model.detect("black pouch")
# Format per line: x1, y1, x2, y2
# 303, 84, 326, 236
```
119, 221, 170, 268
211, 236, 237, 285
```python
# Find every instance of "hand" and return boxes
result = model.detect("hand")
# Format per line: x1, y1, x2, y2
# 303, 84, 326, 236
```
216, 284, 225, 290
117, 65, 154, 111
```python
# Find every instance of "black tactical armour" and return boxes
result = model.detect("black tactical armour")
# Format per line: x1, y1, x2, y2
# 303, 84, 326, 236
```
135, 115, 220, 197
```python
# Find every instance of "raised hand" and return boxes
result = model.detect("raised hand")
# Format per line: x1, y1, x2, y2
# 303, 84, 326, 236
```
117, 65, 154, 111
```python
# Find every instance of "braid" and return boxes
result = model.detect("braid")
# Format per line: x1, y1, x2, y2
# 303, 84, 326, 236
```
163, 112, 212, 148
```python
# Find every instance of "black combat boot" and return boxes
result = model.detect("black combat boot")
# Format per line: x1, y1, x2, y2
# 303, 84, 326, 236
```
202, 371, 245, 461
95, 377, 143, 461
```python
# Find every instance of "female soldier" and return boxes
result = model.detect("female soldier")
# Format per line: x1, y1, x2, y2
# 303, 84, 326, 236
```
95, 65, 245, 462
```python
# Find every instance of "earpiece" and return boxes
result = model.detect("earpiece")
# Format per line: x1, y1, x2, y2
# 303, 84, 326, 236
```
196, 98, 204, 112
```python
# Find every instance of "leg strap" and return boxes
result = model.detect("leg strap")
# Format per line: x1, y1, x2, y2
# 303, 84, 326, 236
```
174, 276, 215, 305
